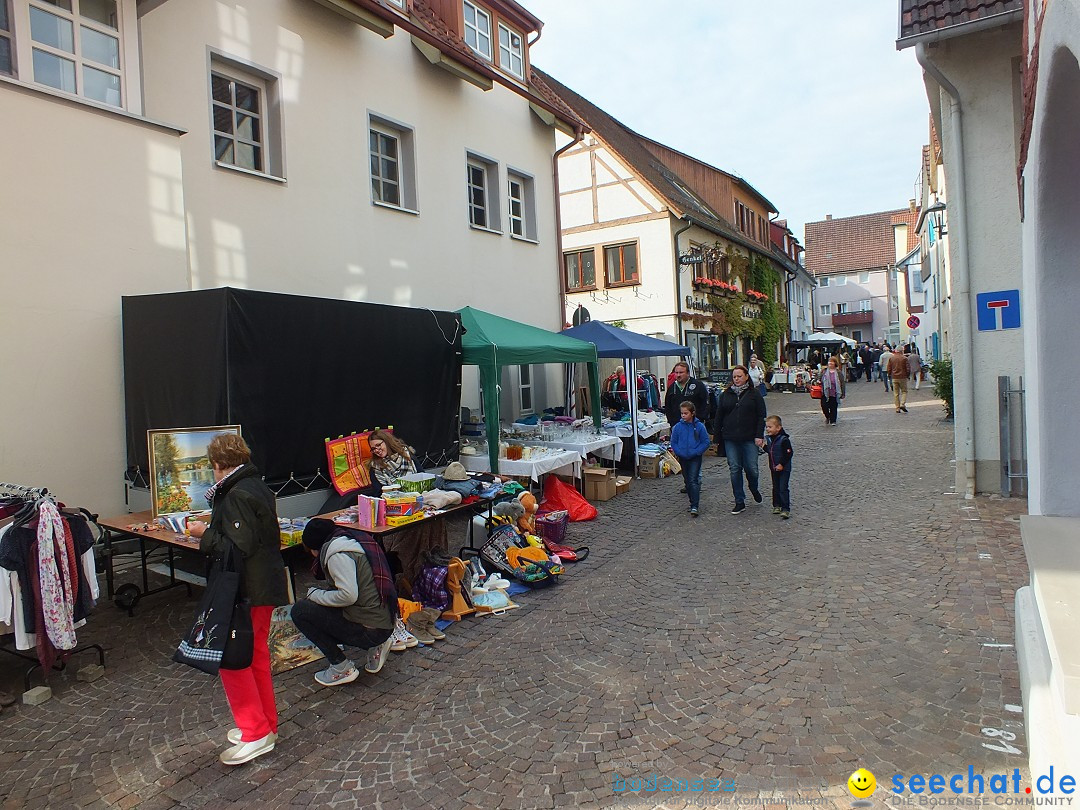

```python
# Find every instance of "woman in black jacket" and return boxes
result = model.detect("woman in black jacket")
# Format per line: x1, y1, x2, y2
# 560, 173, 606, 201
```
188, 434, 287, 767
711, 365, 767, 514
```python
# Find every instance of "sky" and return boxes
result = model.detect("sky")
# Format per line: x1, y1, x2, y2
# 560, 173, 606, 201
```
524, 0, 930, 243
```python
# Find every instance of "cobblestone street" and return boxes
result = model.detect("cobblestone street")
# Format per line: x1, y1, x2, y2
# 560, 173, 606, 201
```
0, 380, 1031, 809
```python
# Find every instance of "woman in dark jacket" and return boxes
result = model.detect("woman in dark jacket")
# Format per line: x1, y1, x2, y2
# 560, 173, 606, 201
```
711, 365, 767, 514
188, 434, 287, 767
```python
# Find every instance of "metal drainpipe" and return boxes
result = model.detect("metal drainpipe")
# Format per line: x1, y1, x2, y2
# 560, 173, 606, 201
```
552, 127, 584, 328
916, 43, 976, 498
673, 215, 693, 349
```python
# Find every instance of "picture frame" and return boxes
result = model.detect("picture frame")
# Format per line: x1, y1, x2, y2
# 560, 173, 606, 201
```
148, 425, 242, 518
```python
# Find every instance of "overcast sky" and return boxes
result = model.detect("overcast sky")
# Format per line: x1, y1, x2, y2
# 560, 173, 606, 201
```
525, 0, 930, 243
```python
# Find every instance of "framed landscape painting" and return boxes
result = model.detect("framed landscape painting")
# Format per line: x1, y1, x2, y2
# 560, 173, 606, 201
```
148, 425, 242, 517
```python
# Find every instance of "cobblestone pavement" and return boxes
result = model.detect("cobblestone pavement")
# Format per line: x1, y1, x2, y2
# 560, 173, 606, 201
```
0, 379, 1032, 809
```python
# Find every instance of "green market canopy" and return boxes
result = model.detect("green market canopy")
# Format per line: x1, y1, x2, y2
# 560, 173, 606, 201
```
457, 306, 602, 473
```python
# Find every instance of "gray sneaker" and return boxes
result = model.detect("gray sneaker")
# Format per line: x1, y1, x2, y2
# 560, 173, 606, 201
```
314, 660, 359, 687
365, 636, 394, 674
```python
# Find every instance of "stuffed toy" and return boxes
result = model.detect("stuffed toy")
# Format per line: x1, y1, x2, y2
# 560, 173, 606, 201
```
516, 491, 538, 534
492, 500, 525, 522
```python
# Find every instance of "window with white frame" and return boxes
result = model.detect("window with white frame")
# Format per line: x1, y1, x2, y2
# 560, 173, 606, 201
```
497, 22, 523, 79
859, 299, 871, 311
836, 302, 849, 314
211, 57, 282, 177
1, 1, 13, 75
818, 276, 830, 287
507, 170, 536, 240
519, 364, 533, 413
835, 274, 847, 286
369, 113, 417, 212
462, 0, 491, 61
819, 303, 831, 316
466, 152, 500, 231
21, 0, 124, 105
859, 271, 870, 283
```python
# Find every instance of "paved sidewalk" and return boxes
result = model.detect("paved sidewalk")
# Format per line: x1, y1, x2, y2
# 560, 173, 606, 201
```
0, 379, 1031, 809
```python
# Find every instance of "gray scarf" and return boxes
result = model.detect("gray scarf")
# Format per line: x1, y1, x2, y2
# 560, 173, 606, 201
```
730, 381, 750, 395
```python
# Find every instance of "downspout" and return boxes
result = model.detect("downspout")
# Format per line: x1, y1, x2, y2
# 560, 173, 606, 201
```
673, 215, 693, 352
552, 126, 584, 328
917, 42, 976, 499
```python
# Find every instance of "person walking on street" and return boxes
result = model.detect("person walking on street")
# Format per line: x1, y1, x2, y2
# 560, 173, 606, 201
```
819, 356, 845, 425
187, 434, 288, 767
859, 343, 874, 382
712, 365, 767, 514
664, 362, 709, 426
747, 355, 768, 398
888, 347, 910, 412
879, 345, 893, 392
765, 415, 794, 519
670, 401, 712, 517
907, 348, 923, 390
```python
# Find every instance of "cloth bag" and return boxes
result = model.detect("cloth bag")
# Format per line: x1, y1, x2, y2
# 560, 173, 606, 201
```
173, 541, 253, 675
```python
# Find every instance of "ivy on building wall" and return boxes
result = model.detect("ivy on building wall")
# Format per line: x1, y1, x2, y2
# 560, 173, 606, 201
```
748, 256, 784, 365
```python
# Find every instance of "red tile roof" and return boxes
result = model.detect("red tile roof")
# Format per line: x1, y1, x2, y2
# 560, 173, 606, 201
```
804, 208, 919, 275
898, 0, 1022, 44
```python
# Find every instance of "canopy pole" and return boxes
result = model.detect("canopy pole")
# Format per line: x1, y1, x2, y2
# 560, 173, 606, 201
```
629, 356, 640, 479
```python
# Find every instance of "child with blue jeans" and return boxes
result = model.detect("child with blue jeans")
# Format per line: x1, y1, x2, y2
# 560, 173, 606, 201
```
765, 415, 793, 519
670, 400, 712, 517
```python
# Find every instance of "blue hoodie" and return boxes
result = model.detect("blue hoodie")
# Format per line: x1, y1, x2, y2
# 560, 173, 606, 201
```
670, 418, 711, 460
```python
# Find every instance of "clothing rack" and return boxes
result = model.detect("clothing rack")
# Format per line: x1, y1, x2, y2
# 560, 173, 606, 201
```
0, 483, 106, 695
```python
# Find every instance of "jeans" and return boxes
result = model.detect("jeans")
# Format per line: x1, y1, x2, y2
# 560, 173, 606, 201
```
680, 454, 703, 510
821, 395, 839, 424
291, 600, 392, 665
771, 467, 791, 511
724, 440, 760, 505
879, 365, 891, 390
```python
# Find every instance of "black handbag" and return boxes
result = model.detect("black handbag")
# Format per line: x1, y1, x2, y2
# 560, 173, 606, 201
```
173, 540, 252, 675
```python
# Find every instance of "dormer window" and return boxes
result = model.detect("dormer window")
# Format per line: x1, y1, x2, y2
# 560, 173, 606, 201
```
497, 22, 523, 79
463, 1, 491, 61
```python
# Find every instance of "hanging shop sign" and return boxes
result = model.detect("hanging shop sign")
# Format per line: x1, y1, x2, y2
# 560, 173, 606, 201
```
686, 295, 724, 314
741, 304, 762, 320
679, 253, 704, 265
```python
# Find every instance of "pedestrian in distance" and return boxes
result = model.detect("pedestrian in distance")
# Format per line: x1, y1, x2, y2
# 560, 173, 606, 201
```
888, 347, 910, 412
747, 354, 768, 398
764, 415, 793, 519
859, 343, 874, 382
187, 433, 288, 767
819, 356, 845, 425
711, 365, 767, 515
907, 347, 922, 390
670, 401, 712, 517
878, 344, 893, 392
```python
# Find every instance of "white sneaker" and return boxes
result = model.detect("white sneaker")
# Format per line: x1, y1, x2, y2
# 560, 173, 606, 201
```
485, 574, 511, 591
219, 732, 275, 765
389, 618, 418, 652
314, 660, 360, 687
365, 636, 394, 674
227, 729, 278, 745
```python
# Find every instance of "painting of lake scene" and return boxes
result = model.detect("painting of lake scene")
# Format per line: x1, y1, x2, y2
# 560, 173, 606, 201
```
148, 426, 241, 517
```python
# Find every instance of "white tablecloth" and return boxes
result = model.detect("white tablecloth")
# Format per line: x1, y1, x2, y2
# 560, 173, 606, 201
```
604, 421, 670, 440
526, 435, 622, 461
459, 449, 582, 482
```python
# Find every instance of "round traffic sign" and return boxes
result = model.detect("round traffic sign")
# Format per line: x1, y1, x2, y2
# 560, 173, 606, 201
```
907, 315, 920, 329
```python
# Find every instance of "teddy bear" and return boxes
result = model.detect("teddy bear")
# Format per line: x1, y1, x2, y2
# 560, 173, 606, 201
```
492, 499, 525, 523
516, 490, 538, 535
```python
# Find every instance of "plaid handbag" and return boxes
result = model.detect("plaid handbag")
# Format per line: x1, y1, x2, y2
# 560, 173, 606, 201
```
173, 541, 252, 675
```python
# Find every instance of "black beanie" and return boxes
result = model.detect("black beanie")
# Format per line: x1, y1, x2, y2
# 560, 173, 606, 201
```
301, 518, 338, 552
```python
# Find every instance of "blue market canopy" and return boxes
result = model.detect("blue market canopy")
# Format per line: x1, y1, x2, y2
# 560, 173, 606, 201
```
559, 320, 690, 359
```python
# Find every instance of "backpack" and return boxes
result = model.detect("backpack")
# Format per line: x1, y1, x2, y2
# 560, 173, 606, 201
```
479, 520, 560, 588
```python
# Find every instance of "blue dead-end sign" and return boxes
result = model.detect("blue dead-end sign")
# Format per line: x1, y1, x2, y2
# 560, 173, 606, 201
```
976, 290, 1021, 331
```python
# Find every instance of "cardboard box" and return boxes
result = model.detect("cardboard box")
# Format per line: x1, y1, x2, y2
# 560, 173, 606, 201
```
638, 455, 661, 478
386, 513, 426, 528
615, 476, 632, 496
583, 467, 616, 502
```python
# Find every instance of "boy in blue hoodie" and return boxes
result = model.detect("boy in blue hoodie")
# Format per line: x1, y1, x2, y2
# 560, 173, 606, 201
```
670, 400, 712, 517
765, 415, 794, 519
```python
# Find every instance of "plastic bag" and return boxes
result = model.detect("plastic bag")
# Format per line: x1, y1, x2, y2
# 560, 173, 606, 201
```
542, 475, 597, 522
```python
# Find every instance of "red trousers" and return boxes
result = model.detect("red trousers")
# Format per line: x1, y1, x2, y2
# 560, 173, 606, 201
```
219, 605, 277, 742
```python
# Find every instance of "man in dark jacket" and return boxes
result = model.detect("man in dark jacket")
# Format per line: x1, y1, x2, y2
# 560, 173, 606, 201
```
711, 365, 767, 514
859, 343, 874, 382
664, 362, 709, 427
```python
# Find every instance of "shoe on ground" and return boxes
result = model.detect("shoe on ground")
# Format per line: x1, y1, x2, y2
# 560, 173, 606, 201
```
772, 507, 782, 515
679, 486, 687, 494
690, 507, 698, 517
781, 511, 790, 520
901, 406, 908, 413
227, 729, 277, 746
428, 621, 447, 641
315, 660, 360, 687
485, 574, 511, 591
896, 409, 901, 413
731, 502, 746, 514
750, 488, 762, 503
390, 617, 418, 652
365, 636, 394, 674
405, 615, 436, 644
219, 733, 275, 766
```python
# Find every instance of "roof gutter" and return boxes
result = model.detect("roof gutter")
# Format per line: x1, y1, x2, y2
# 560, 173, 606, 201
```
896, 9, 1023, 50
916, 42, 976, 499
